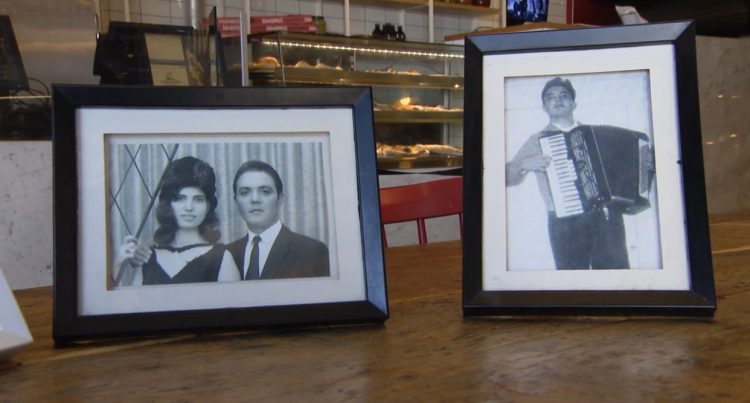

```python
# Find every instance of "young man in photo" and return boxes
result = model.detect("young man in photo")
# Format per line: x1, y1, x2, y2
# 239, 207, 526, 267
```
226, 160, 330, 280
505, 77, 637, 270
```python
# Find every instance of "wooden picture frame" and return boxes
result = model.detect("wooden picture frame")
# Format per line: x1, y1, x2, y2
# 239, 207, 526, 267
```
462, 21, 716, 317
52, 85, 387, 343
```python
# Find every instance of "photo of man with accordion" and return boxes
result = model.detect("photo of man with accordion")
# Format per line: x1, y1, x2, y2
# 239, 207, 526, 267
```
505, 75, 658, 270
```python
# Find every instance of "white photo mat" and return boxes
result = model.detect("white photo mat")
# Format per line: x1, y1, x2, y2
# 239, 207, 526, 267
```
482, 43, 691, 292
77, 107, 366, 315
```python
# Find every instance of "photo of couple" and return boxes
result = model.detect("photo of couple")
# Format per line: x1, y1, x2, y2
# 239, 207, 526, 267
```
108, 140, 333, 288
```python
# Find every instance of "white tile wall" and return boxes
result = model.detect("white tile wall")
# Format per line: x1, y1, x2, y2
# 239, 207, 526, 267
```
276, 0, 302, 14
224, 0, 246, 8
364, 7, 386, 24
440, 14, 460, 30
384, 9, 404, 26
299, 2, 319, 14
253, 0, 277, 13
349, 4, 366, 20
170, 1, 188, 21
349, 19, 366, 35
406, 10, 428, 27
326, 16, 345, 33
141, 0, 171, 17
108, 10, 127, 22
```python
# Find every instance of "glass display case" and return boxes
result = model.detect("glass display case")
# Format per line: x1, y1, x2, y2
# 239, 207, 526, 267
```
244, 32, 464, 171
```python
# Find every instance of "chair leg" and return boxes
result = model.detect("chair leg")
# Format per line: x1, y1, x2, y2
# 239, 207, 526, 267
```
417, 219, 427, 244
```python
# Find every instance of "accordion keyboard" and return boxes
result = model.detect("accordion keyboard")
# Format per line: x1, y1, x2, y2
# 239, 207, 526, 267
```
539, 133, 584, 217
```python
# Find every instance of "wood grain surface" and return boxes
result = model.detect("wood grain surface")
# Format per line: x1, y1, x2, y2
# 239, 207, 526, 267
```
1, 218, 749, 401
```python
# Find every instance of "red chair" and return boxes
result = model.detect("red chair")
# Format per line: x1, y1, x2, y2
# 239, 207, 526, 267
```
379, 177, 463, 247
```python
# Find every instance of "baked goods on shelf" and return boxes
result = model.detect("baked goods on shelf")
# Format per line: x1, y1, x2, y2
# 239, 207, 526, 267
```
377, 143, 430, 158
376, 142, 463, 158
245, 33, 463, 171
414, 143, 464, 155
313, 60, 343, 70
365, 67, 422, 75
255, 57, 344, 70
252, 55, 281, 68
389, 96, 462, 112
399, 69, 421, 75
392, 96, 412, 110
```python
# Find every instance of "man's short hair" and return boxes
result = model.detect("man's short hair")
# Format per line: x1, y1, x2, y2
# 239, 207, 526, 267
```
541, 77, 576, 102
232, 160, 284, 197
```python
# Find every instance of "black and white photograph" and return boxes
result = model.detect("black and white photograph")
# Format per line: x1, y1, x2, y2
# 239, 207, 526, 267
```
108, 139, 333, 288
52, 85, 387, 341
87, 129, 351, 317
462, 22, 716, 316
504, 72, 661, 272
480, 43, 691, 293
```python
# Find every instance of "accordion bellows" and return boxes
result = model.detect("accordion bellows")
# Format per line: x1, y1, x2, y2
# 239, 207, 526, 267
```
538, 125, 654, 218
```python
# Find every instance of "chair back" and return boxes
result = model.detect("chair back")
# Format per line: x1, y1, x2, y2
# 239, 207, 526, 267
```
379, 177, 463, 246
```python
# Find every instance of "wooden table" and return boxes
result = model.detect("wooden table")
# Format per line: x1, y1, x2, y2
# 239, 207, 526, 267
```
2, 219, 750, 401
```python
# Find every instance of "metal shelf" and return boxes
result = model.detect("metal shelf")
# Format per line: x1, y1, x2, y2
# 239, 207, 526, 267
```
250, 66, 463, 90
377, 153, 463, 169
374, 109, 463, 123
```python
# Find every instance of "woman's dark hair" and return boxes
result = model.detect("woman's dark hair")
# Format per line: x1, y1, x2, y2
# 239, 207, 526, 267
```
153, 156, 221, 246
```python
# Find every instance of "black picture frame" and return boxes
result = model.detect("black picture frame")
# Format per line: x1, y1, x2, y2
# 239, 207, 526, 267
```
52, 85, 387, 343
462, 21, 716, 317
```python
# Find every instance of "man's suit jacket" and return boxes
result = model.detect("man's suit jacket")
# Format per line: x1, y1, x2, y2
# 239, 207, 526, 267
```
227, 224, 330, 280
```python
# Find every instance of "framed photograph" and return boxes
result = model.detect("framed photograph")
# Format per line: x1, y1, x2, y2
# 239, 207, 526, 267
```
0, 268, 33, 360
52, 85, 387, 342
462, 21, 716, 316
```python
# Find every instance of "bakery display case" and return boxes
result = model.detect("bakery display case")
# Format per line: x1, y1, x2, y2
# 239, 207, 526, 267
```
246, 32, 464, 171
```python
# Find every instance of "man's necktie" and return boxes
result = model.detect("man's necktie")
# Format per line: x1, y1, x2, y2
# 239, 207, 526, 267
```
247, 235, 261, 280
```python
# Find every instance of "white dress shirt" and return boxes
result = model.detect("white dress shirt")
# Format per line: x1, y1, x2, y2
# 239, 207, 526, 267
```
242, 220, 282, 278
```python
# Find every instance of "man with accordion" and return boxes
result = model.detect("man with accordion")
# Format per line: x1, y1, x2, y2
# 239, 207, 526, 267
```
506, 77, 654, 270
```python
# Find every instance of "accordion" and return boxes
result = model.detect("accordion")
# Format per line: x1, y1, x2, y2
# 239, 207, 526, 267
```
538, 125, 654, 218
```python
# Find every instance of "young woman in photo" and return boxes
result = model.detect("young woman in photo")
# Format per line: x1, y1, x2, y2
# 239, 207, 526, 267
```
115, 156, 239, 286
